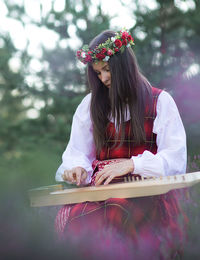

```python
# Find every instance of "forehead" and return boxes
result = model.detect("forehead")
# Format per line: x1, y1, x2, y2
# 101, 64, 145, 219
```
92, 61, 109, 71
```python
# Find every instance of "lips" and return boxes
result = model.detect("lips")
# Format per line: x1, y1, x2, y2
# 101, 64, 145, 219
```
105, 83, 111, 88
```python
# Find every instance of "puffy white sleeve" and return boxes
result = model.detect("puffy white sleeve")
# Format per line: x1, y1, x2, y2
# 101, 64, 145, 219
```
132, 90, 187, 177
55, 93, 96, 184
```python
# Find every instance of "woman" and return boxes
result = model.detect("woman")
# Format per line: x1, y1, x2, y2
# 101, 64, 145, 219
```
55, 29, 187, 259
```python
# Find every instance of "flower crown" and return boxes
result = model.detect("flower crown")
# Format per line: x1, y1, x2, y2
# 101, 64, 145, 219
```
76, 29, 135, 64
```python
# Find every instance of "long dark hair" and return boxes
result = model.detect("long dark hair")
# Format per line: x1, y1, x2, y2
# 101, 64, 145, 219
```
87, 30, 153, 154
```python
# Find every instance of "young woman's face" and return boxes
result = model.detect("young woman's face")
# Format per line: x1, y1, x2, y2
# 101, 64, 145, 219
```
92, 61, 111, 88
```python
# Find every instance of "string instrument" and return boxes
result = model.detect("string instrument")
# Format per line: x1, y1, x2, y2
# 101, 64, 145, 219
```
29, 171, 200, 207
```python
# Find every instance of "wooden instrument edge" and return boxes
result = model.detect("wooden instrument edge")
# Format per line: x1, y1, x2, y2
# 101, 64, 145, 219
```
29, 171, 200, 207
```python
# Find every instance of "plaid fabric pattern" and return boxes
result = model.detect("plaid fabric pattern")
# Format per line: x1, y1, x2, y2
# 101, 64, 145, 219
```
55, 87, 187, 259
97, 87, 162, 160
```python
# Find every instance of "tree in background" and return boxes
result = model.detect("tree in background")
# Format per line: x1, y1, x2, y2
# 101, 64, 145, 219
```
0, 33, 30, 150
0, 0, 110, 149
38, 0, 110, 143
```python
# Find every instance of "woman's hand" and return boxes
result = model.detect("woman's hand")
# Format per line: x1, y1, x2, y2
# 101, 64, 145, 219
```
62, 167, 88, 186
95, 159, 134, 186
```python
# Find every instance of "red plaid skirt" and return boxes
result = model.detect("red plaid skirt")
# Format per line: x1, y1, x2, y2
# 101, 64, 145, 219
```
55, 160, 187, 260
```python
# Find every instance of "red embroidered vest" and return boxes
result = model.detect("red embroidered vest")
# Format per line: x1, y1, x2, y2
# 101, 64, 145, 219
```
97, 87, 162, 161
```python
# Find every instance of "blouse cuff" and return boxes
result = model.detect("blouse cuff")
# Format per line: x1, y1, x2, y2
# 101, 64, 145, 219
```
131, 156, 143, 175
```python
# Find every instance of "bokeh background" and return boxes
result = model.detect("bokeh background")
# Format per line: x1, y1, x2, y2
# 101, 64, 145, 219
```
0, 0, 200, 259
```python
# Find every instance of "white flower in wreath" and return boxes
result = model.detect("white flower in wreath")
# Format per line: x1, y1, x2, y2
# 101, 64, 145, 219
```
81, 52, 86, 58
103, 56, 110, 62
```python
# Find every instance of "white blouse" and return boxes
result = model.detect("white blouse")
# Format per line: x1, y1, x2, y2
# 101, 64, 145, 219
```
55, 90, 187, 184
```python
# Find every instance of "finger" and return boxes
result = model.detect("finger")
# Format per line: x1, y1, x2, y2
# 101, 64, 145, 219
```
95, 169, 106, 183
95, 172, 109, 186
62, 170, 70, 181
62, 170, 74, 183
81, 169, 88, 182
68, 170, 77, 183
63, 170, 70, 181
104, 175, 114, 185
72, 172, 77, 181
76, 168, 82, 186
95, 164, 113, 183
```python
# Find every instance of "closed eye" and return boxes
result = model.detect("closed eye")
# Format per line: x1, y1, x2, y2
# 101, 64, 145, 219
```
95, 67, 110, 75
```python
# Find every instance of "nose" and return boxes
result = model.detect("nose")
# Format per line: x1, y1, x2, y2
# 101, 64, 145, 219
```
100, 71, 109, 85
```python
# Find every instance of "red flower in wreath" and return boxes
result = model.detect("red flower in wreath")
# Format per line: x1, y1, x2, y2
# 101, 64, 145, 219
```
114, 48, 119, 52
122, 31, 129, 40
76, 50, 81, 58
96, 52, 106, 60
101, 48, 107, 54
114, 39, 122, 48
127, 35, 133, 42
85, 54, 92, 62
122, 39, 128, 46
